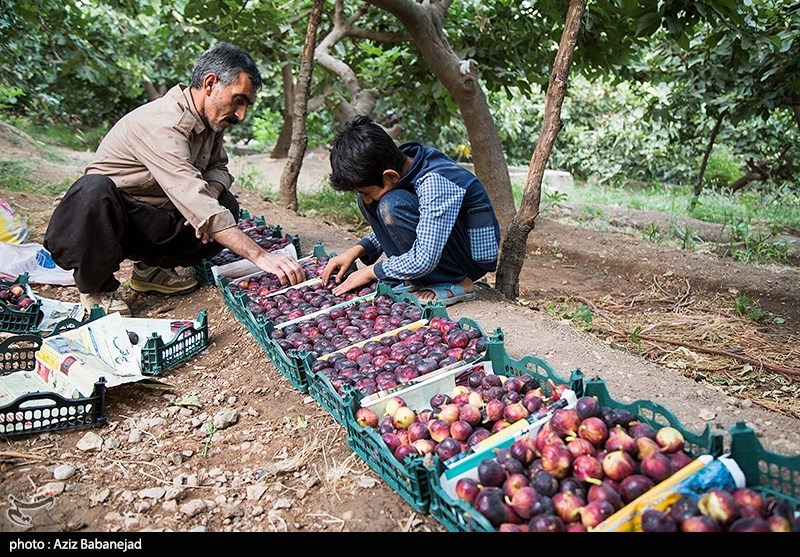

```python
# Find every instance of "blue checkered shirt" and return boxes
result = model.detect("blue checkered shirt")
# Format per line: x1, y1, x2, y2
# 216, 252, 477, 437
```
363, 173, 465, 281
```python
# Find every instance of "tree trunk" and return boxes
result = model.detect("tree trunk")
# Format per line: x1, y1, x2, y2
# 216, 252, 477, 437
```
729, 170, 764, 192
143, 81, 166, 101
279, 0, 324, 212
271, 54, 295, 159
792, 103, 800, 130
314, 0, 390, 124
690, 113, 724, 210
367, 0, 517, 236
495, 0, 586, 299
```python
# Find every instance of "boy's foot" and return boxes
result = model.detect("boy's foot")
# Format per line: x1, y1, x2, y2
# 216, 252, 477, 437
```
80, 291, 132, 317
130, 263, 199, 294
415, 278, 476, 307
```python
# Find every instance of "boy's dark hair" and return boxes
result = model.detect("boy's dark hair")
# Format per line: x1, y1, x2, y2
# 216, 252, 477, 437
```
190, 42, 262, 91
329, 115, 407, 191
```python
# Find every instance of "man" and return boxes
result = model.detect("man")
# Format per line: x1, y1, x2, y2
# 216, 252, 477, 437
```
321, 116, 500, 306
45, 43, 305, 316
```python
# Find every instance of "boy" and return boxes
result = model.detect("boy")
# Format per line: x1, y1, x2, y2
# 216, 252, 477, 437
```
321, 116, 501, 306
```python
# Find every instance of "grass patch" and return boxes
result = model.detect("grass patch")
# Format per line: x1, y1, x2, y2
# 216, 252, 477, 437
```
10, 118, 107, 152
0, 159, 71, 197
297, 188, 367, 231
514, 176, 799, 264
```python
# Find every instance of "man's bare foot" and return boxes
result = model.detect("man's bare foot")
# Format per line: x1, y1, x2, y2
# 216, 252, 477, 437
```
415, 277, 474, 302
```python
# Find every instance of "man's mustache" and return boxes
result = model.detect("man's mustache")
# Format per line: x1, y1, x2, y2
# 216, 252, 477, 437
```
225, 116, 240, 126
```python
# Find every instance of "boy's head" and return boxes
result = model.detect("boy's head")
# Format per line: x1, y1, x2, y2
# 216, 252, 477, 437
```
329, 115, 408, 196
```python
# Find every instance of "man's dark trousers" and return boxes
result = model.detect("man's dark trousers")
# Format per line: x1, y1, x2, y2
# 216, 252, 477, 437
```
44, 174, 238, 293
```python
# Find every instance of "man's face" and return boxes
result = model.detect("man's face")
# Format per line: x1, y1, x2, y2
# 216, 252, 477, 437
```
202, 71, 256, 133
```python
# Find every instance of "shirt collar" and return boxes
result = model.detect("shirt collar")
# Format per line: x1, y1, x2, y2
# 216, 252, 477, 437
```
398, 142, 424, 188
174, 84, 207, 135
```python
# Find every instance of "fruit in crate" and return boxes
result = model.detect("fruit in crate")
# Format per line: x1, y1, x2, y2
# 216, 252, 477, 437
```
245, 280, 378, 325
0, 282, 36, 311
452, 395, 713, 532
211, 230, 292, 265
296, 308, 486, 397
362, 365, 557, 466
654, 490, 797, 532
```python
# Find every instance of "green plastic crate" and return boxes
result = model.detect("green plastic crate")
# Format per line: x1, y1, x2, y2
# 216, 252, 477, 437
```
218, 242, 334, 328
194, 224, 301, 286
345, 334, 582, 516
0, 274, 42, 334
728, 420, 800, 509
139, 310, 210, 376
425, 374, 724, 532
0, 329, 107, 438
307, 311, 482, 428
254, 283, 429, 397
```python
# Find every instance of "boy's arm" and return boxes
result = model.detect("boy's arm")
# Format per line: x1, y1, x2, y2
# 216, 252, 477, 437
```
357, 232, 383, 265
374, 174, 464, 281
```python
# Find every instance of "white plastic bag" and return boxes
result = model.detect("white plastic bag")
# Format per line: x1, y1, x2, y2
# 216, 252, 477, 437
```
0, 242, 75, 285
0, 198, 28, 244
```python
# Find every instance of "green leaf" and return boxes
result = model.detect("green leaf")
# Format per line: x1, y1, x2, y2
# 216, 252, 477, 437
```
636, 12, 663, 37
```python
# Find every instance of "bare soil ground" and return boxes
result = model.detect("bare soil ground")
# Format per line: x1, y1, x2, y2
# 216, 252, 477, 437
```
1, 134, 798, 533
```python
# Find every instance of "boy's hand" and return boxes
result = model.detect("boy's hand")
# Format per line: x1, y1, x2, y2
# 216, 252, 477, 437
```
331, 265, 377, 296
321, 247, 363, 285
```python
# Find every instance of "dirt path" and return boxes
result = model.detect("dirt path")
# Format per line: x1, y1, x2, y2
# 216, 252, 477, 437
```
0, 136, 798, 533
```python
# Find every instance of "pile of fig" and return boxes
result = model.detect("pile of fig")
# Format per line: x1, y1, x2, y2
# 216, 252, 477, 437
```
641, 488, 798, 532
302, 315, 485, 395
0, 282, 37, 312
226, 256, 334, 299
354, 365, 561, 464
211, 232, 292, 265
245, 281, 377, 326
236, 216, 263, 230
452, 396, 700, 531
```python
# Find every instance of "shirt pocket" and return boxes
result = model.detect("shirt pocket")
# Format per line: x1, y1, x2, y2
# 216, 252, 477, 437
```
466, 205, 498, 263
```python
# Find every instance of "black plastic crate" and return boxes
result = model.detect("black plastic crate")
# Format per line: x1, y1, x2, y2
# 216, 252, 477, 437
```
0, 273, 43, 334
139, 310, 210, 376
0, 334, 107, 438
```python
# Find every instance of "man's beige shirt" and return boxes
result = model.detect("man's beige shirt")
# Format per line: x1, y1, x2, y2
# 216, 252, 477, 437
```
85, 84, 237, 234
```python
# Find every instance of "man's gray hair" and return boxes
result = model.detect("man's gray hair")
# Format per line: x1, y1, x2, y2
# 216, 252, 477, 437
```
190, 42, 262, 91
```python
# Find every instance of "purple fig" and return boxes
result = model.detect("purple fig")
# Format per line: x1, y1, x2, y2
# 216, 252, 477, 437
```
531, 470, 559, 497
575, 396, 601, 419
477, 459, 507, 487
618, 474, 655, 504
698, 488, 740, 526
728, 516, 771, 532
528, 513, 565, 532
510, 486, 540, 520
455, 477, 480, 505
640, 452, 674, 483
588, 482, 623, 511
473, 487, 507, 527
669, 494, 700, 525
641, 509, 678, 532
680, 515, 721, 532
580, 499, 615, 528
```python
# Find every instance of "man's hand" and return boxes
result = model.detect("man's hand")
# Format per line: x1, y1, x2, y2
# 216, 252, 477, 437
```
184, 221, 212, 244
331, 265, 376, 296
255, 251, 306, 286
